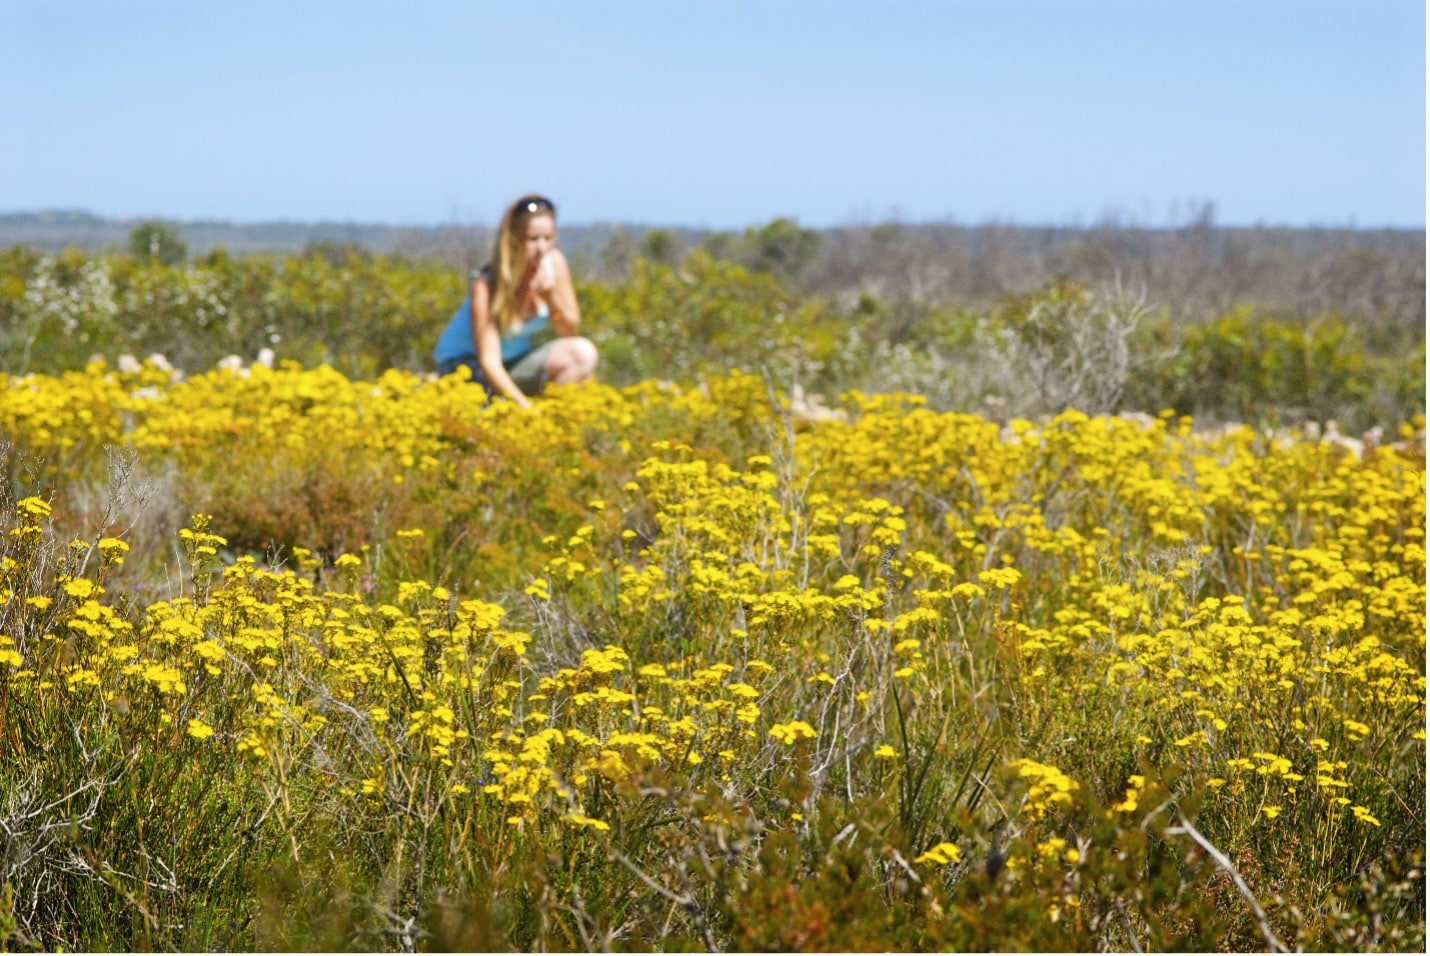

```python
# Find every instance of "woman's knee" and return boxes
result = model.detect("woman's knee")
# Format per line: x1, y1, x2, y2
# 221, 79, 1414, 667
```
549, 336, 598, 381
571, 336, 598, 373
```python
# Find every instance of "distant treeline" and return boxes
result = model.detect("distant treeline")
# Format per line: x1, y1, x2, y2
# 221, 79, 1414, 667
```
3, 210, 1423, 332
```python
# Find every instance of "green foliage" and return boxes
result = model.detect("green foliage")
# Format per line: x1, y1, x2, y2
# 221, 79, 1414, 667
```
639, 228, 680, 265
1124, 306, 1416, 427
738, 216, 823, 285
0, 247, 458, 378
128, 221, 187, 266
697, 216, 823, 286
580, 251, 844, 389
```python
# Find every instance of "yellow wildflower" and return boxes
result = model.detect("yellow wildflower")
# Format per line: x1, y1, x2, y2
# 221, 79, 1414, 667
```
914, 842, 962, 865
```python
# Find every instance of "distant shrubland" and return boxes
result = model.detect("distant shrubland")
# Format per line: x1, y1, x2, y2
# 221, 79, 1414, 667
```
0, 215, 1423, 431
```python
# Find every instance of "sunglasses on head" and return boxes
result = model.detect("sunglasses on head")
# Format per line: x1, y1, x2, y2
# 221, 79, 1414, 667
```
517, 196, 556, 215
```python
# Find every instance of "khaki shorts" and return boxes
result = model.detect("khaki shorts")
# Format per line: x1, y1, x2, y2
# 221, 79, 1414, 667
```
504, 341, 555, 395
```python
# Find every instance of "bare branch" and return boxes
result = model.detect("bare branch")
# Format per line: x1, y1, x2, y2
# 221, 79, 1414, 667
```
1165, 814, 1289, 954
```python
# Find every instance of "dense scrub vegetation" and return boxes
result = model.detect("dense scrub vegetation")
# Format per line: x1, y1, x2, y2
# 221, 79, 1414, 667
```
0, 357, 1424, 951
0, 228, 1424, 950
0, 226, 1423, 431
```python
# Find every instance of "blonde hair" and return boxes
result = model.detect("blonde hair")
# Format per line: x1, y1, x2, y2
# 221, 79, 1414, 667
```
488, 194, 556, 334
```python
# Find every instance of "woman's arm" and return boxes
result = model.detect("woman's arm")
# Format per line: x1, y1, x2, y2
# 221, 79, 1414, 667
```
471, 273, 533, 409
534, 248, 582, 336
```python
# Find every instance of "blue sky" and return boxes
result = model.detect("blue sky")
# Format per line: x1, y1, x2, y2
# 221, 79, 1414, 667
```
2, 0, 1424, 229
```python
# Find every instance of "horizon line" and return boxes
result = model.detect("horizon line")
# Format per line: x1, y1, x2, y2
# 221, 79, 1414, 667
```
2, 207, 1425, 234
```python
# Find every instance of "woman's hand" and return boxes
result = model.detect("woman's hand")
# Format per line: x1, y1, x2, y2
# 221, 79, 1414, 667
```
529, 252, 558, 297
531, 249, 580, 334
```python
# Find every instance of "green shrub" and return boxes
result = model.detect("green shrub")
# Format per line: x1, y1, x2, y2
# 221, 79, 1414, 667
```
128, 221, 188, 266
580, 251, 845, 391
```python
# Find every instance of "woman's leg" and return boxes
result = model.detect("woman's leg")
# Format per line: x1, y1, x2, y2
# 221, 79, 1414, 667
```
545, 336, 599, 384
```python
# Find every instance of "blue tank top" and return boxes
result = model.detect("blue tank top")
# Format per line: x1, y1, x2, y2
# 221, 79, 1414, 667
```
433, 269, 551, 365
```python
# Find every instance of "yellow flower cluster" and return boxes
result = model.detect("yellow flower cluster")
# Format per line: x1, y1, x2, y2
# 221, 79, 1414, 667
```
1009, 758, 1080, 818
2, 363, 1422, 872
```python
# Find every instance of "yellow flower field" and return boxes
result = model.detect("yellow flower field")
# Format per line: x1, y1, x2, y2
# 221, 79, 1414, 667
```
1, 359, 1423, 951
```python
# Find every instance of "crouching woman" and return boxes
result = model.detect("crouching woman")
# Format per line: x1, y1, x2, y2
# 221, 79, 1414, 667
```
434, 194, 598, 408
